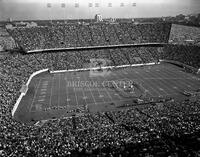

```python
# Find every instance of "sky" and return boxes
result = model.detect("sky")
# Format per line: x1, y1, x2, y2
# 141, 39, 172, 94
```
0, 0, 199, 21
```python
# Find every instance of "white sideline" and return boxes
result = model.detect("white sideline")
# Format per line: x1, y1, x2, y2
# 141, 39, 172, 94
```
50, 62, 159, 74
12, 69, 49, 117
12, 62, 159, 117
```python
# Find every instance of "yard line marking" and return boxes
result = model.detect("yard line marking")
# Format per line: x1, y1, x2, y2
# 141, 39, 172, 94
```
70, 73, 79, 107
110, 71, 127, 100
29, 79, 41, 112
60, 73, 71, 119
83, 74, 97, 105
76, 73, 88, 107
146, 69, 172, 95
174, 78, 198, 91
94, 75, 113, 102
164, 68, 200, 91
132, 70, 161, 97
101, 74, 119, 101
150, 72, 178, 94
164, 68, 188, 79
65, 74, 69, 106
58, 73, 61, 107
49, 74, 54, 108
88, 74, 106, 103
152, 68, 188, 95
167, 80, 186, 92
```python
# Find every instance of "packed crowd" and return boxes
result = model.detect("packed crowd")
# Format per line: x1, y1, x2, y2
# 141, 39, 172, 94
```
8, 22, 171, 51
0, 27, 17, 51
0, 44, 200, 156
160, 44, 200, 68
169, 24, 200, 46
0, 27, 8, 35
1, 96, 200, 156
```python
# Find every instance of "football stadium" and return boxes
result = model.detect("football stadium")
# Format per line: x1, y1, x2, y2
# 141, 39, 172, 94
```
0, 0, 200, 156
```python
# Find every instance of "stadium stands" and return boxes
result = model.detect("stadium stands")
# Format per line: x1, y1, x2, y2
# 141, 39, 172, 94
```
0, 22, 200, 156
161, 44, 200, 68
0, 27, 17, 51
169, 24, 200, 46
8, 23, 171, 52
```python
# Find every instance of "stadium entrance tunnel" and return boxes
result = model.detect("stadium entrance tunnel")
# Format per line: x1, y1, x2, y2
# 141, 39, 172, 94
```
12, 63, 200, 125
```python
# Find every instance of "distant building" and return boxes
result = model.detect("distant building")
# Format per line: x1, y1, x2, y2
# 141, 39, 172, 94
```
104, 18, 116, 23
7, 18, 13, 22
27, 22, 38, 27
14, 21, 27, 27
5, 24, 13, 29
95, 14, 103, 22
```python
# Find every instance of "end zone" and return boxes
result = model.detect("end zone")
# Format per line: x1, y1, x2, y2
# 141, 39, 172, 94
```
12, 69, 49, 117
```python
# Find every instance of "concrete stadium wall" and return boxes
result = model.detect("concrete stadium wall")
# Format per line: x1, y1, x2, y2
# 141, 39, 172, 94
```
27, 43, 167, 53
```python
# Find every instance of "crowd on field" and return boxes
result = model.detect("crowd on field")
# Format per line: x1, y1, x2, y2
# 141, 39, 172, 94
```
0, 44, 200, 156
9, 23, 171, 51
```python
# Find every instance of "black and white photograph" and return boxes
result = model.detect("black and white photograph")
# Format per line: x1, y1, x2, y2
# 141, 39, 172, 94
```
0, 0, 200, 156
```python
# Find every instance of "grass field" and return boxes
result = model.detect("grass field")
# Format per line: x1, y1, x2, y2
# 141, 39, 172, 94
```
13, 63, 200, 124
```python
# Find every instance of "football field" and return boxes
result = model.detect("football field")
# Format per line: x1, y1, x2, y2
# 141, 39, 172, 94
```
13, 63, 200, 124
